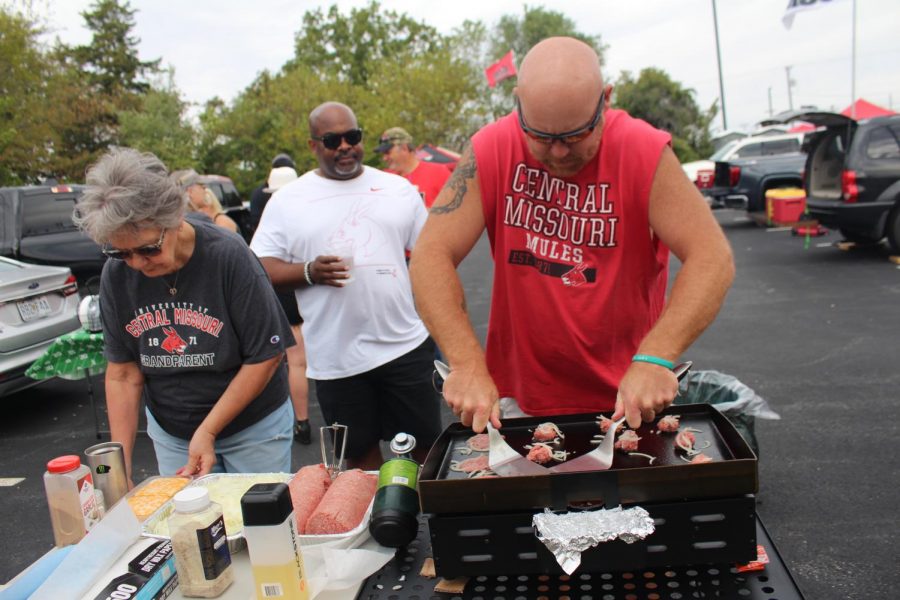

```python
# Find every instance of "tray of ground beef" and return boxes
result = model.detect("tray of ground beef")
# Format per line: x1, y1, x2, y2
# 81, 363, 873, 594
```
419, 403, 758, 514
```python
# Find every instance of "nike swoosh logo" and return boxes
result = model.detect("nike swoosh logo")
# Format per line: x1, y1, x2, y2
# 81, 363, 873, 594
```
370, 187, 383, 192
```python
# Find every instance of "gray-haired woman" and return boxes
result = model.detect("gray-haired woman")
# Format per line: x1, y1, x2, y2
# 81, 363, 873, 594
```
75, 148, 295, 482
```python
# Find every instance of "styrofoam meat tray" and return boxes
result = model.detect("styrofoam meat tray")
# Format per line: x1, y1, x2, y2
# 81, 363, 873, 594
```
141, 471, 375, 553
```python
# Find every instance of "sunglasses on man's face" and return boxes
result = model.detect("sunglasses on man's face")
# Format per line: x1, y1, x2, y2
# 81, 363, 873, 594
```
517, 90, 606, 145
102, 229, 167, 260
311, 128, 364, 150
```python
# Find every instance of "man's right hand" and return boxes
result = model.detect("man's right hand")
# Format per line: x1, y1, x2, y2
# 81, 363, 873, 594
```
308, 255, 351, 287
442, 365, 502, 433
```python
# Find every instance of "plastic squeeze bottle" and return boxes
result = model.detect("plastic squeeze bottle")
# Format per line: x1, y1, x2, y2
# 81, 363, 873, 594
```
43, 455, 101, 546
168, 487, 234, 597
241, 482, 309, 600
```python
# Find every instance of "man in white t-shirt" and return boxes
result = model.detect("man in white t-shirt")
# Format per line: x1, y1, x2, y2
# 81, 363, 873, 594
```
251, 101, 441, 470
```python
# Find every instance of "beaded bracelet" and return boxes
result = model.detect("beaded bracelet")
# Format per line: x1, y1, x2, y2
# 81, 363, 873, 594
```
632, 354, 675, 369
303, 261, 315, 286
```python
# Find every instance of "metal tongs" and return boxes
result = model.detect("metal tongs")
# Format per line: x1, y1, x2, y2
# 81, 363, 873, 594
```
320, 422, 348, 478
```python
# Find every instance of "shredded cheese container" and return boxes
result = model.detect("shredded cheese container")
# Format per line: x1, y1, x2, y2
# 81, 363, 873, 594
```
168, 487, 234, 597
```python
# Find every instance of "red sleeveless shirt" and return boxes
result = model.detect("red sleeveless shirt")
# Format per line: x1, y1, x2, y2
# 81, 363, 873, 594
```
472, 109, 671, 415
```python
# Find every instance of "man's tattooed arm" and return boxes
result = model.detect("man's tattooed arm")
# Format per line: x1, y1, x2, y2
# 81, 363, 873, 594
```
431, 142, 475, 215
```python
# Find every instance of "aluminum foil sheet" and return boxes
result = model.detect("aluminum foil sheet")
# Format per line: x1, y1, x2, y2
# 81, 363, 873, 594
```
532, 505, 655, 574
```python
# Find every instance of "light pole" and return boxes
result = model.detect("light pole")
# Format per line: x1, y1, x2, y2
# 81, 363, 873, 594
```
712, 0, 728, 130
785, 66, 795, 110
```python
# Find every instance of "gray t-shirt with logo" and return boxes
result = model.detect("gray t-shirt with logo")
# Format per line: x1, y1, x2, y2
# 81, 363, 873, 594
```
101, 219, 294, 440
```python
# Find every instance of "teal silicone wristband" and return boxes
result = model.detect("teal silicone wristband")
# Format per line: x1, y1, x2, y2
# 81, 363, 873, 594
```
632, 354, 675, 369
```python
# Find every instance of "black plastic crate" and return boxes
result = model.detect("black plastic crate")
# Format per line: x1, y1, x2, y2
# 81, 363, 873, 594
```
428, 495, 757, 577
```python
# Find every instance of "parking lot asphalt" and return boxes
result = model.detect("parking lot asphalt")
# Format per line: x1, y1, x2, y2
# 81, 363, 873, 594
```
1, 209, 897, 599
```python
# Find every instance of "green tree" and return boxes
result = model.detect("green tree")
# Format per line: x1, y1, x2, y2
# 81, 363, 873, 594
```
289, 1, 442, 87
70, 0, 159, 99
46, 0, 163, 177
614, 68, 717, 162
118, 76, 196, 169
476, 6, 608, 118
0, 7, 55, 184
203, 3, 482, 192
489, 5, 605, 67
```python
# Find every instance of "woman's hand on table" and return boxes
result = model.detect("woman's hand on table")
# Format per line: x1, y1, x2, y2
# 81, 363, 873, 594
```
176, 427, 217, 476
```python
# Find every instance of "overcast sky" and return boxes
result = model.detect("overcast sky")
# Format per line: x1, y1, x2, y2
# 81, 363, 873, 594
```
35, 0, 900, 135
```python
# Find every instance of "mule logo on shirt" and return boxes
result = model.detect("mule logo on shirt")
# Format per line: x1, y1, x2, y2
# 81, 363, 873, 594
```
161, 327, 188, 354
561, 262, 589, 287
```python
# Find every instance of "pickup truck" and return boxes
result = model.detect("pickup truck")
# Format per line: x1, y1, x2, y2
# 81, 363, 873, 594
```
682, 132, 804, 193
0, 184, 106, 282
706, 152, 806, 213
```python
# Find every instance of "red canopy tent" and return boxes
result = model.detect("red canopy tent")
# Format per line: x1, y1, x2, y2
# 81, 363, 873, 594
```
840, 99, 896, 119
788, 121, 817, 133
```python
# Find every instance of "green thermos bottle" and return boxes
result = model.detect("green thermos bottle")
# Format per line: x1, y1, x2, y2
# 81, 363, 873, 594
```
369, 433, 420, 547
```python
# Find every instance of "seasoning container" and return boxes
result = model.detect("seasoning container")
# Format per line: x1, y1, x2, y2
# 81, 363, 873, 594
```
369, 432, 420, 547
241, 483, 309, 600
168, 487, 234, 597
43, 455, 101, 546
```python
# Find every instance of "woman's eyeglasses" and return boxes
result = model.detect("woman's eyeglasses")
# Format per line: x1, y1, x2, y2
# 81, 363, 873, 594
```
311, 128, 364, 150
517, 90, 606, 145
102, 229, 166, 260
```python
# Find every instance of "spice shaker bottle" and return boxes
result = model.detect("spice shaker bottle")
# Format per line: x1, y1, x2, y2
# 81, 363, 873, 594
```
369, 432, 420, 547
168, 487, 234, 597
241, 483, 309, 600
43, 455, 101, 546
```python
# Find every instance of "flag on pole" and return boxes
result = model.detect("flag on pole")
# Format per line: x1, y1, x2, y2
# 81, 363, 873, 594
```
485, 50, 517, 88
782, 0, 844, 29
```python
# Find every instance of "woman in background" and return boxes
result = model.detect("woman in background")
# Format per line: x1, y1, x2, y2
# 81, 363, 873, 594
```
176, 170, 240, 233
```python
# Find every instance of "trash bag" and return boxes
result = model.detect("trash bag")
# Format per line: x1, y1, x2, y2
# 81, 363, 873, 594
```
674, 370, 780, 457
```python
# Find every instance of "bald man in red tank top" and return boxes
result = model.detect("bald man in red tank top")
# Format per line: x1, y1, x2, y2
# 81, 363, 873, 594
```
410, 37, 734, 433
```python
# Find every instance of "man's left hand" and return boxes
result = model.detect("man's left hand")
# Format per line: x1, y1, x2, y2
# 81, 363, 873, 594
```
613, 362, 679, 429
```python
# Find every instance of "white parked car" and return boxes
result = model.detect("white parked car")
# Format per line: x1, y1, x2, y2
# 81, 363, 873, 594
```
0, 256, 81, 397
683, 133, 805, 192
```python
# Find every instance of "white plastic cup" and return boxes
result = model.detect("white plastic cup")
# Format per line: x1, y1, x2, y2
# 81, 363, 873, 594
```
330, 242, 355, 285
340, 254, 354, 284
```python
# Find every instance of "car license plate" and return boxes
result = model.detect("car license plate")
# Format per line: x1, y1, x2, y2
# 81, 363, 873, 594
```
17, 296, 53, 322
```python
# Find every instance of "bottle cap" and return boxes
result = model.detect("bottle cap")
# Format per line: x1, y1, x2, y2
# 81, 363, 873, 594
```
241, 483, 293, 527
47, 455, 82, 473
174, 487, 211, 512
390, 432, 416, 456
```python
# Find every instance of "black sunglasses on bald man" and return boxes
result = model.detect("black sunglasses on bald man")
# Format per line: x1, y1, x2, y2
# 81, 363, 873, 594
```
517, 90, 606, 145
311, 128, 364, 150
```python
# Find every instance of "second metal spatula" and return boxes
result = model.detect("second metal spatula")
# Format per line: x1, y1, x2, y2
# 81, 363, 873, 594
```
549, 361, 693, 474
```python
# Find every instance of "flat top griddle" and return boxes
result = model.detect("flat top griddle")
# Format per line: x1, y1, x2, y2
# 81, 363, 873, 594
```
419, 404, 758, 514
437, 410, 731, 481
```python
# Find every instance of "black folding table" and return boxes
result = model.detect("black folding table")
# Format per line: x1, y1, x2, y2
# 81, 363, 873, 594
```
356, 514, 805, 600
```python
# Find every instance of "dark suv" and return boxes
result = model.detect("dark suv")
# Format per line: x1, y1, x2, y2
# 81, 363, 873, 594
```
0, 184, 106, 281
773, 111, 900, 250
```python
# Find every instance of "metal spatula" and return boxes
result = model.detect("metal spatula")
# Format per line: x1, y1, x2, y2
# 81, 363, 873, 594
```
435, 360, 550, 476
549, 361, 693, 474
487, 422, 550, 476
548, 416, 625, 473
